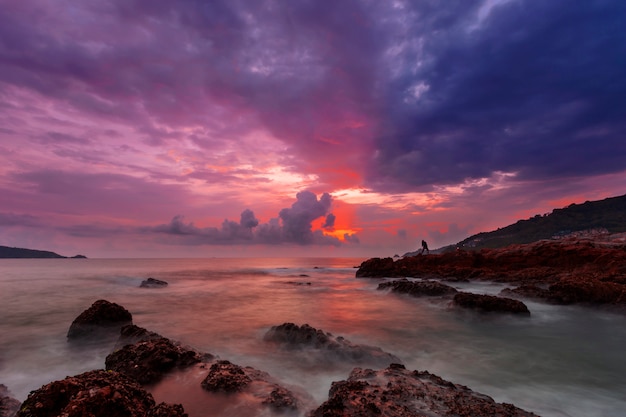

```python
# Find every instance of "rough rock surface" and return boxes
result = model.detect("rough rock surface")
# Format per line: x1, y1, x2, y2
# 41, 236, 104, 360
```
67, 299, 133, 340
0, 384, 20, 417
311, 364, 539, 417
200, 360, 301, 411
106, 336, 209, 385
453, 292, 531, 315
116, 324, 164, 347
16, 370, 186, 417
357, 238, 626, 307
378, 278, 458, 297
140, 278, 168, 288
264, 323, 401, 365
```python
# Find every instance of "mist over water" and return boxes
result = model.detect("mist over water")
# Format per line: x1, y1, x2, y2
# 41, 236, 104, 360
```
1, 258, 625, 417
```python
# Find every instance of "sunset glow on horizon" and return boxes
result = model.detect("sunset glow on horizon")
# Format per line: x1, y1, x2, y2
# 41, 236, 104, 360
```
1, 0, 625, 258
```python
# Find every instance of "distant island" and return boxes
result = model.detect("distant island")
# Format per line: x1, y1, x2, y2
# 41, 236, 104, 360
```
0, 245, 87, 259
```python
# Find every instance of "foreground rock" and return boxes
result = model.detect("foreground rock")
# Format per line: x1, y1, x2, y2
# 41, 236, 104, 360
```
16, 370, 186, 417
140, 278, 168, 288
357, 239, 626, 307
200, 360, 303, 412
0, 384, 20, 417
378, 278, 458, 297
67, 299, 133, 341
453, 292, 531, 315
106, 331, 211, 385
264, 323, 401, 366
311, 363, 539, 417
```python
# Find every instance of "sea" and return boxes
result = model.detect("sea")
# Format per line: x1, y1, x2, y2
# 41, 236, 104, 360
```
1, 258, 625, 417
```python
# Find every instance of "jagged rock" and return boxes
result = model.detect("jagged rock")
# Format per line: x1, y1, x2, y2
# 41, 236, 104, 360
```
106, 336, 210, 385
357, 239, 626, 307
200, 360, 301, 411
547, 279, 626, 305
263, 323, 401, 366
67, 300, 132, 341
355, 257, 397, 278
453, 292, 531, 315
200, 360, 252, 393
114, 324, 164, 350
378, 278, 458, 297
15, 370, 186, 417
0, 384, 20, 417
311, 363, 539, 417
140, 278, 168, 288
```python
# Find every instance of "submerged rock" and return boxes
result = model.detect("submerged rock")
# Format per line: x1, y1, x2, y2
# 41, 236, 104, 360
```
67, 299, 133, 341
311, 363, 539, 417
15, 370, 186, 417
0, 384, 20, 417
106, 336, 210, 385
200, 360, 301, 411
378, 278, 458, 297
453, 292, 531, 315
264, 323, 401, 366
140, 278, 169, 288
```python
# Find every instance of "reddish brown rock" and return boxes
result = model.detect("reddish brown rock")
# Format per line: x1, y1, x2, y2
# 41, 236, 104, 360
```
378, 278, 458, 297
453, 292, 531, 315
264, 323, 401, 366
357, 239, 626, 307
1, 384, 20, 417
15, 370, 186, 417
311, 363, 539, 417
67, 299, 132, 341
200, 360, 303, 411
105, 336, 209, 385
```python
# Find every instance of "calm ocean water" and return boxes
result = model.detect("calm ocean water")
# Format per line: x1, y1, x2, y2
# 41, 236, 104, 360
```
1, 258, 625, 417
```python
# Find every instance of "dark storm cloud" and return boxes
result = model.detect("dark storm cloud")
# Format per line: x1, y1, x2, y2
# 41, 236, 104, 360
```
150, 191, 342, 246
1, 0, 624, 196
370, 0, 626, 190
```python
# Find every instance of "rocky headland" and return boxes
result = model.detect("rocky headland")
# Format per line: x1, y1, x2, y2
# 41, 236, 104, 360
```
358, 235, 626, 309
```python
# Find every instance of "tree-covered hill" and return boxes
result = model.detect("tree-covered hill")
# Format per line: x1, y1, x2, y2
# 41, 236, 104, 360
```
455, 194, 626, 250
0, 245, 87, 258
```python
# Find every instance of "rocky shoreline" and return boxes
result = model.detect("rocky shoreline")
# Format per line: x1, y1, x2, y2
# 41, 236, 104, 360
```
1, 298, 541, 417
5, 238, 622, 416
358, 236, 626, 309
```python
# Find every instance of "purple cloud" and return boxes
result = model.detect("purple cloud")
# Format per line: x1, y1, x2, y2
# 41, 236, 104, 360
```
150, 191, 343, 246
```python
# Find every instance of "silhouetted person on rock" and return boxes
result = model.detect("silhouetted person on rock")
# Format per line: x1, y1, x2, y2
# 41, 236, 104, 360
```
421, 240, 429, 254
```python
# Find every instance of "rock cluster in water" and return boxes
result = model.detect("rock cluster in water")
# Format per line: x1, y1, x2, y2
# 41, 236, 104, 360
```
358, 238, 626, 308
4, 296, 544, 417
311, 363, 539, 417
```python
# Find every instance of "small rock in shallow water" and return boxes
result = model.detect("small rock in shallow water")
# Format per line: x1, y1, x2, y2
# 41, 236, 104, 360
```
67, 299, 132, 341
453, 292, 531, 315
140, 277, 169, 288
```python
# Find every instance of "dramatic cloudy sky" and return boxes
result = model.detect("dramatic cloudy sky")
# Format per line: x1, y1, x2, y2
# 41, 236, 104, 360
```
1, 0, 624, 258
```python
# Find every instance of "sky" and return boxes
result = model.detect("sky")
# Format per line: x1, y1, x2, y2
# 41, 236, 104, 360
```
1, 0, 625, 258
